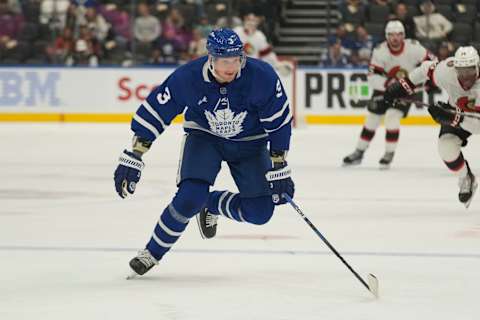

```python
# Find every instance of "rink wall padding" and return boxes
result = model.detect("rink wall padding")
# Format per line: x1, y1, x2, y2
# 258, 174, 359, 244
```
0, 112, 184, 123
0, 66, 445, 125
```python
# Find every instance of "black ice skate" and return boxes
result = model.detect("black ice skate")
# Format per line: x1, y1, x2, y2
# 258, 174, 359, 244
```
458, 161, 478, 208
196, 207, 218, 239
127, 249, 158, 279
379, 152, 395, 169
342, 149, 364, 166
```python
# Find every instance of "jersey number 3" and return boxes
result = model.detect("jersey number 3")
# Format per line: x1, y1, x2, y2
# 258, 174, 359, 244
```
276, 79, 283, 98
157, 87, 171, 105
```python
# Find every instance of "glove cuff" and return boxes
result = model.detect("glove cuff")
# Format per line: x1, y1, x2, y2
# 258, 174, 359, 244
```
398, 78, 415, 95
119, 150, 145, 171
266, 165, 291, 181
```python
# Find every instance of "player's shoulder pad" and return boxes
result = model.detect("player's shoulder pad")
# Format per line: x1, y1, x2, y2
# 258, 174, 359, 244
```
246, 57, 278, 82
165, 56, 207, 88
431, 58, 456, 84
244, 57, 281, 102
407, 38, 429, 52
174, 56, 207, 77
406, 38, 419, 45
444, 57, 455, 68
374, 41, 387, 51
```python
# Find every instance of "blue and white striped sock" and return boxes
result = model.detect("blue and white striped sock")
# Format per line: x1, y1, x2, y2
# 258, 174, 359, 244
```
207, 191, 246, 222
146, 203, 189, 261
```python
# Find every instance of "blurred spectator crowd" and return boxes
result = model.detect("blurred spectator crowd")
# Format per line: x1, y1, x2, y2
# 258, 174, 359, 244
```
322, 0, 480, 67
3, 0, 478, 67
0, 0, 275, 66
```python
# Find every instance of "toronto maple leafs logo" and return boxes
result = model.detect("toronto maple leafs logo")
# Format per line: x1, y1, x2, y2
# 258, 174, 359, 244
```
204, 97, 247, 138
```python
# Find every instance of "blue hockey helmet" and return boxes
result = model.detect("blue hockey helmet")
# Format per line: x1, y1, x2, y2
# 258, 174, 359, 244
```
206, 28, 244, 58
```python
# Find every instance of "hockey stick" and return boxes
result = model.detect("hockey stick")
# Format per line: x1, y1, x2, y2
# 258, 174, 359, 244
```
396, 97, 480, 120
282, 193, 379, 298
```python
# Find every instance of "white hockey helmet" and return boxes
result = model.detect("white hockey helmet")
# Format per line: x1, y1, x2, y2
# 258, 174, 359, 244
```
453, 46, 480, 68
385, 20, 405, 37
454, 46, 479, 90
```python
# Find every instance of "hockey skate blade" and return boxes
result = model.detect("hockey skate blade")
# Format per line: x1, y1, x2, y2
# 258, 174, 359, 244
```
464, 182, 478, 209
126, 272, 139, 280
367, 274, 379, 299
341, 161, 361, 168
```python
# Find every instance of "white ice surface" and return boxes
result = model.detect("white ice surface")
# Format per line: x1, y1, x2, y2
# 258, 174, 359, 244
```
1, 123, 480, 320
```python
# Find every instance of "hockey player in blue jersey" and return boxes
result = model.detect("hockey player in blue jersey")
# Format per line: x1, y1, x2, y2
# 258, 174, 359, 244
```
113, 28, 295, 277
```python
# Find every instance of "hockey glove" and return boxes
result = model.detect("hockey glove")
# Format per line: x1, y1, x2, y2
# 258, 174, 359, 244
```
428, 102, 463, 127
367, 90, 388, 114
265, 151, 295, 205
384, 78, 415, 106
424, 79, 440, 94
114, 150, 145, 198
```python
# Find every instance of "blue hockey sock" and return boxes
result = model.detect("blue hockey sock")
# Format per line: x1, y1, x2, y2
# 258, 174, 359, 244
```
146, 203, 189, 261
207, 192, 275, 225
207, 191, 246, 222
146, 179, 209, 260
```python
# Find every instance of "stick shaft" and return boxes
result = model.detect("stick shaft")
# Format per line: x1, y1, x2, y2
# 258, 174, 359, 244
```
282, 194, 371, 292
397, 97, 480, 120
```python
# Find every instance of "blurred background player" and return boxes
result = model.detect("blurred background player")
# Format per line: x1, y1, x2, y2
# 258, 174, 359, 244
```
383, 46, 480, 208
234, 12, 292, 76
342, 20, 435, 169
113, 28, 295, 277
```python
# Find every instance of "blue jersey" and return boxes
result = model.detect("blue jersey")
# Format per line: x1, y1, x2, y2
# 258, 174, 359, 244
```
131, 56, 292, 151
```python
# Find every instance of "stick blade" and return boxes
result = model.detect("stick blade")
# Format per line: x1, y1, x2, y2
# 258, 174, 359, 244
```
368, 273, 379, 299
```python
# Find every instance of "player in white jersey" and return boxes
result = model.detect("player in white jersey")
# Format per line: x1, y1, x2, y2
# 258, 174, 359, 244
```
343, 20, 435, 168
233, 13, 291, 75
383, 46, 480, 208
